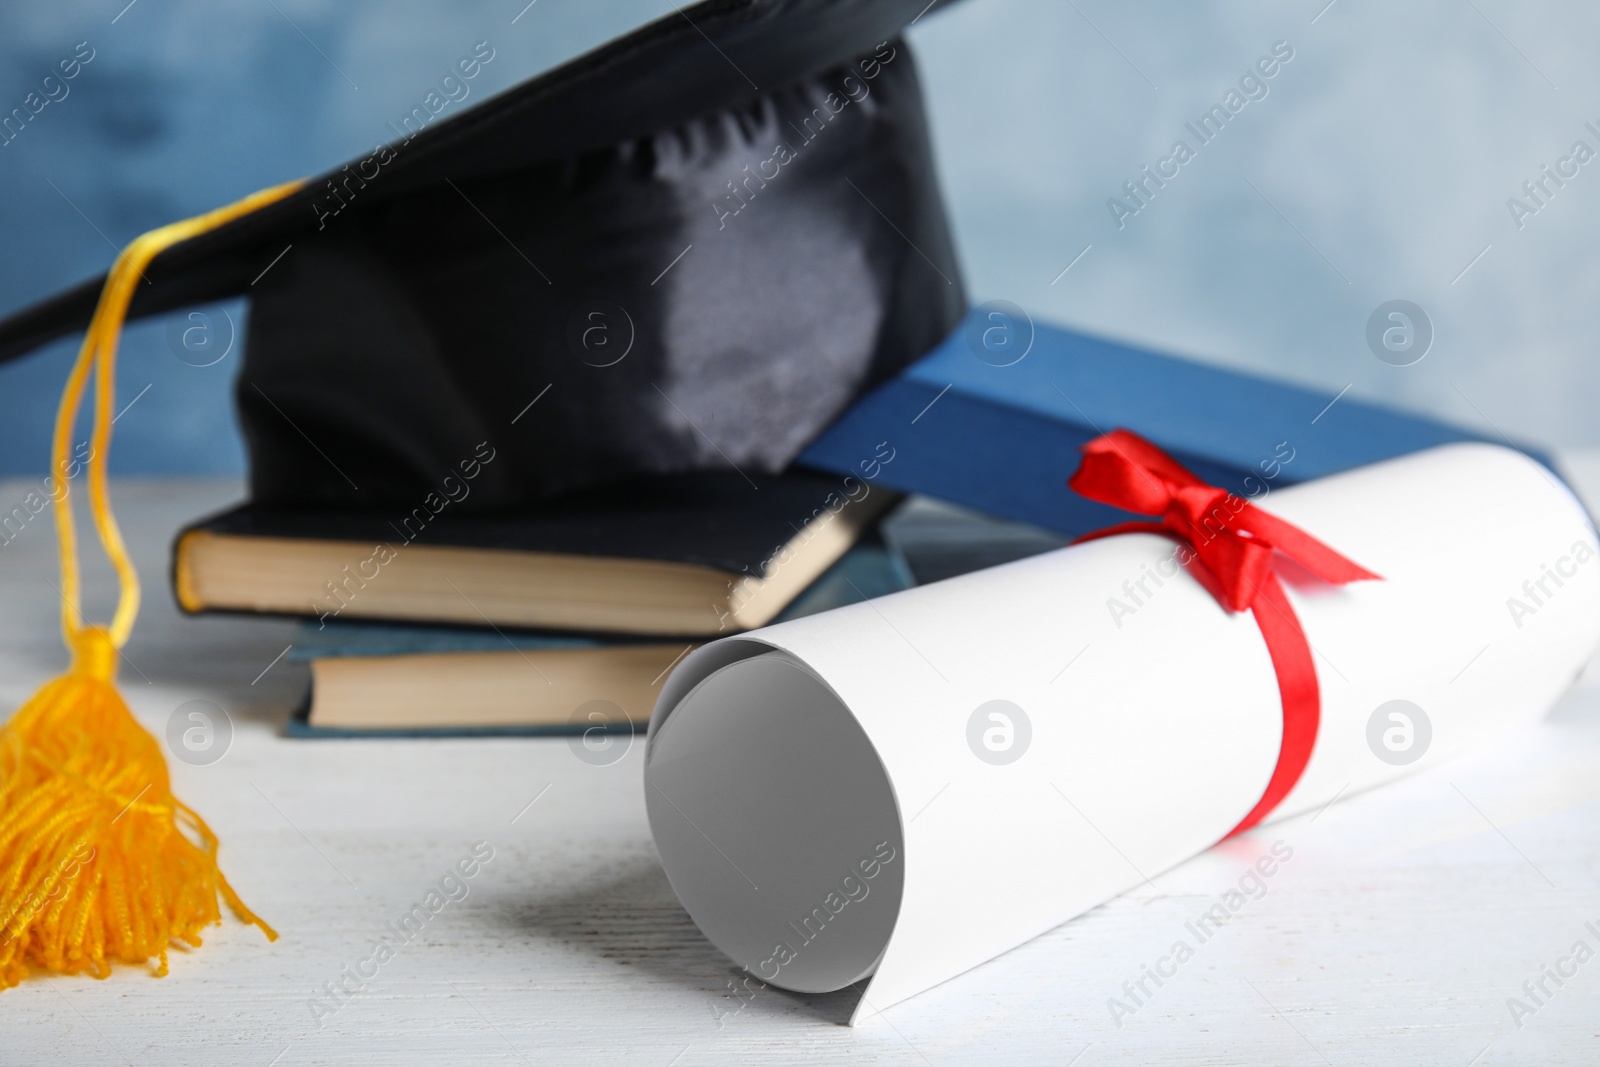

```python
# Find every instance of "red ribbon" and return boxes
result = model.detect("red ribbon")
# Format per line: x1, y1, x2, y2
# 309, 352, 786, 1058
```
1067, 430, 1381, 835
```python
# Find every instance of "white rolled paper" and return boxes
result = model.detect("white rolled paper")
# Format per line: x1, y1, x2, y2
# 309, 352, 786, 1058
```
643, 444, 1600, 1022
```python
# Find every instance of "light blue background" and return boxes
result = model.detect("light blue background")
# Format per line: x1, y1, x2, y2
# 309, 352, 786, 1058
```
0, 0, 1594, 474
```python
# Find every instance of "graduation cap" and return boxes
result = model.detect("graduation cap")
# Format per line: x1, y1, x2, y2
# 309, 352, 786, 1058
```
0, 0, 964, 511
0, 0, 965, 989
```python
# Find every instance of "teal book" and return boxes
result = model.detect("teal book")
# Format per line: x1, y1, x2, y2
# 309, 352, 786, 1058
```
285, 533, 914, 738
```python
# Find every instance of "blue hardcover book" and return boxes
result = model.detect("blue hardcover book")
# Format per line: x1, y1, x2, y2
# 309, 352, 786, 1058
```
800, 308, 1550, 536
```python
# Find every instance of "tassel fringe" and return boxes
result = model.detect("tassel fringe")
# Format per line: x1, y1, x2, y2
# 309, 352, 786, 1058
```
0, 179, 302, 988
0, 629, 277, 989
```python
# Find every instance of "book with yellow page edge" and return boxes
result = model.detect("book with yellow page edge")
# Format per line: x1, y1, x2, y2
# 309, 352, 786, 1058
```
174, 468, 895, 638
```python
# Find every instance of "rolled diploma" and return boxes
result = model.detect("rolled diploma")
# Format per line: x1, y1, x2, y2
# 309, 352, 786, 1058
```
643, 444, 1600, 1022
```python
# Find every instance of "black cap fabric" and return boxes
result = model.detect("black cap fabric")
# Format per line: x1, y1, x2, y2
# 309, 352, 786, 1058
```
0, 0, 965, 510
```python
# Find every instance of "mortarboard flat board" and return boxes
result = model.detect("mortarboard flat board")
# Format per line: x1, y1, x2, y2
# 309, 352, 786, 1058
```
798, 306, 1561, 536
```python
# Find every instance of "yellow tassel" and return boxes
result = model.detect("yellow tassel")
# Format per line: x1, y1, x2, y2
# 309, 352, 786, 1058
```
0, 179, 303, 989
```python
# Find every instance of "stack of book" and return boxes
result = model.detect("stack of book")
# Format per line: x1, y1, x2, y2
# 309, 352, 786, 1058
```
170, 310, 1514, 739
172, 467, 1063, 737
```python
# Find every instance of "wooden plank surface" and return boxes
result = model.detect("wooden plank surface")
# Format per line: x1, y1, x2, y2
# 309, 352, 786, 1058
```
2, 472, 1599, 1066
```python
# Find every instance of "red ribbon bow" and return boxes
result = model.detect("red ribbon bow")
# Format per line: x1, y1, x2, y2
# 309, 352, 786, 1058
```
1068, 430, 1381, 835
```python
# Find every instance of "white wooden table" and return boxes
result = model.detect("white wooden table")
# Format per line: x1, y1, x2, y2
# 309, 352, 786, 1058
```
4, 467, 1600, 1066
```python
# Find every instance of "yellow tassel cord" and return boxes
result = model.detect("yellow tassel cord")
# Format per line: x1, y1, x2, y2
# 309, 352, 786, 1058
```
0, 180, 304, 989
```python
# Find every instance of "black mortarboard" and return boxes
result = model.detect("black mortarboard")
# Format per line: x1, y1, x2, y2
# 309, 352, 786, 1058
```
0, 0, 965, 510
0, 0, 968, 990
